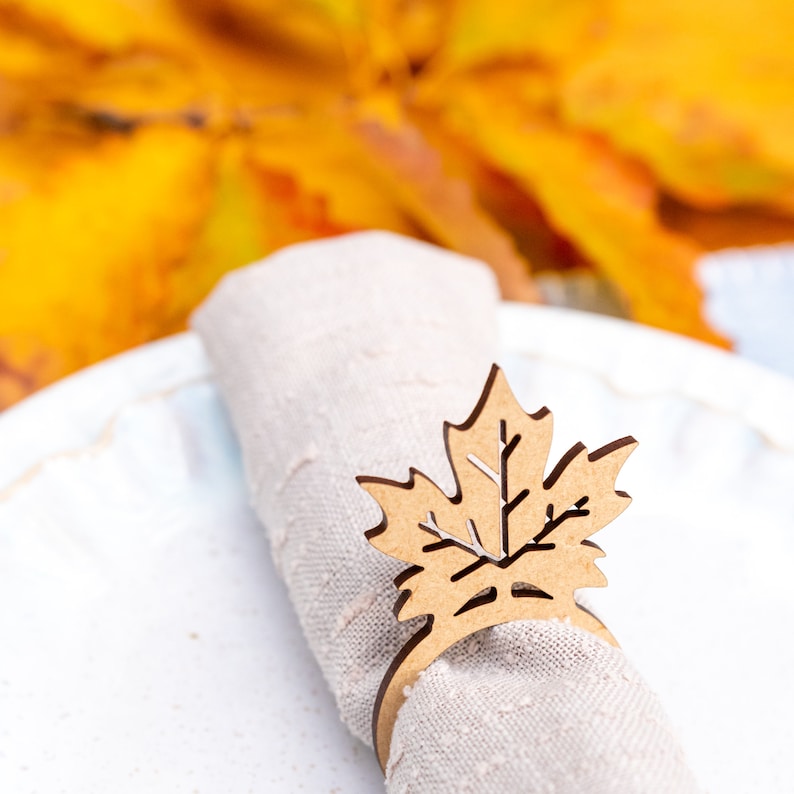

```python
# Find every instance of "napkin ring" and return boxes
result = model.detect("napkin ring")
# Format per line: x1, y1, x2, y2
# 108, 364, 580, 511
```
358, 364, 637, 771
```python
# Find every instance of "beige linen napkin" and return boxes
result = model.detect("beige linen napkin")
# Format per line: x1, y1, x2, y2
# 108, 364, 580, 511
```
191, 231, 698, 793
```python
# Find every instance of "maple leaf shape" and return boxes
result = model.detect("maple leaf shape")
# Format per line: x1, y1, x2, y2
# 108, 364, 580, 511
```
358, 364, 637, 768
359, 363, 636, 630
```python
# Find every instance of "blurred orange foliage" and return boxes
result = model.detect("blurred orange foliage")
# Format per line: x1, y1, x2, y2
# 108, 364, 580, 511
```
2, 0, 794, 406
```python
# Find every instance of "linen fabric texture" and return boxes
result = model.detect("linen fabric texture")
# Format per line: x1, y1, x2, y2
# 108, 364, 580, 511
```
191, 231, 698, 793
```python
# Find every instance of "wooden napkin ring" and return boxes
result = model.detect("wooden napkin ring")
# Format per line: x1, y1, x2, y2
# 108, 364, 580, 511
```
358, 364, 637, 772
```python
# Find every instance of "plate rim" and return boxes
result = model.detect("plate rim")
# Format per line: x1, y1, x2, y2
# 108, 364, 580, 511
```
2, 302, 792, 493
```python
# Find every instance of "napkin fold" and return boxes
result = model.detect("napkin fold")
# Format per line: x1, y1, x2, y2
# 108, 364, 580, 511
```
192, 231, 698, 793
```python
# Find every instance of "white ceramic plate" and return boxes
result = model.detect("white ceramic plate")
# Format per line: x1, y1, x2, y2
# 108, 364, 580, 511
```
1, 304, 793, 793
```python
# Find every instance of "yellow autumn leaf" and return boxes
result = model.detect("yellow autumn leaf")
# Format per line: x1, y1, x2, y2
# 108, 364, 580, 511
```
0, 0, 349, 121
0, 124, 214, 403
561, 0, 794, 208
165, 136, 272, 333
0, 0, 145, 52
247, 110, 416, 238
423, 66, 723, 342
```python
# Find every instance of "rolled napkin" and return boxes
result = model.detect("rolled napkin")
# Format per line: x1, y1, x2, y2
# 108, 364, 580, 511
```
192, 231, 698, 793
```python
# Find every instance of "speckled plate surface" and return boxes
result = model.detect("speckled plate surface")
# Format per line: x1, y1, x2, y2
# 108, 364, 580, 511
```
1, 304, 793, 793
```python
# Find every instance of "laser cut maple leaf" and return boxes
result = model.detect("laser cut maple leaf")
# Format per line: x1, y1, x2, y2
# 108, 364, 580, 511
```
358, 363, 638, 769
359, 364, 637, 636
